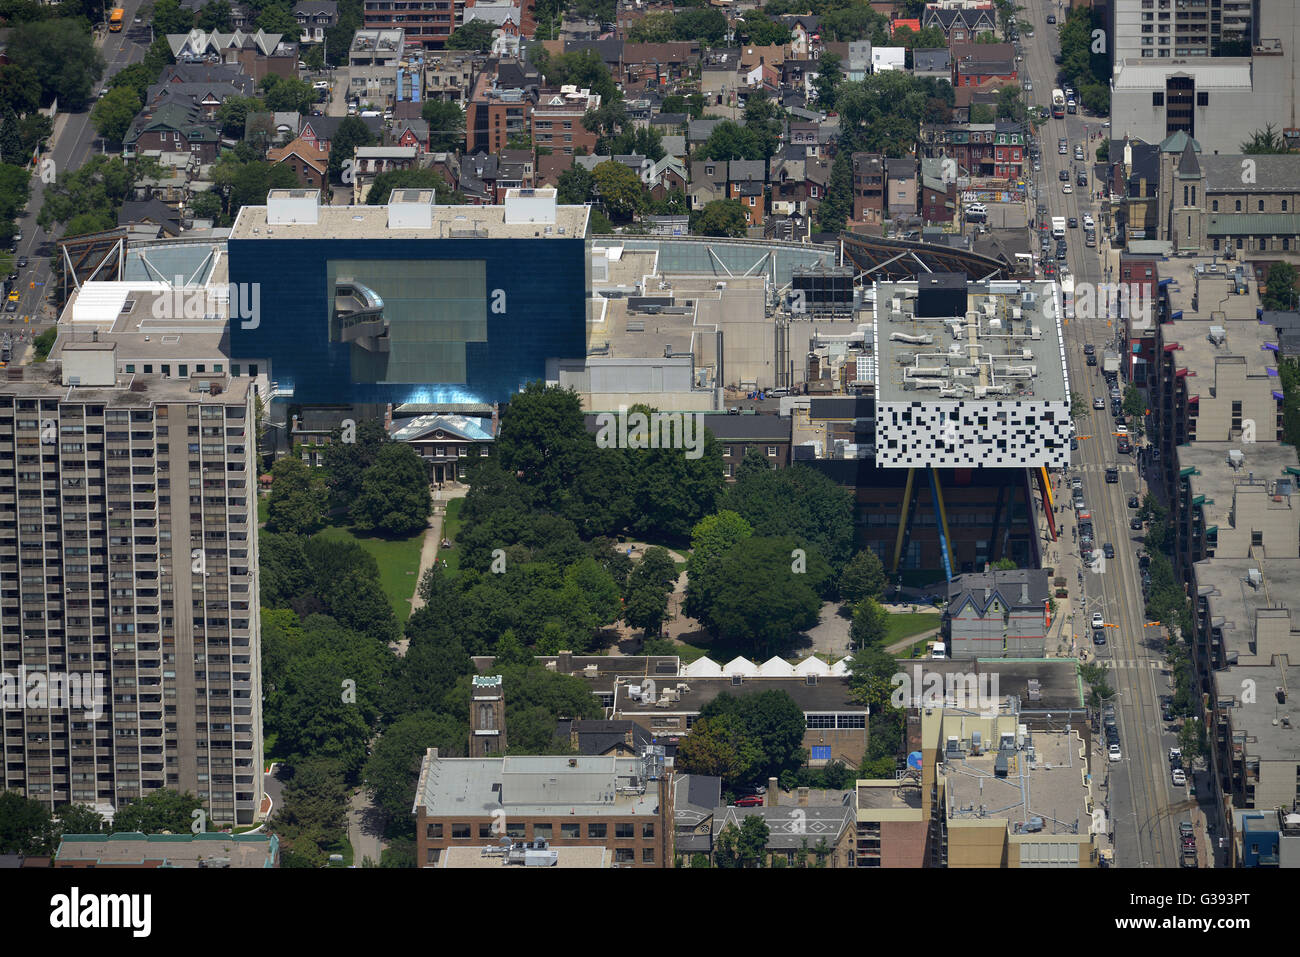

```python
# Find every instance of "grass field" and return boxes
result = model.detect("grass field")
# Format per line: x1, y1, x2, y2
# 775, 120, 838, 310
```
439, 497, 464, 573
315, 524, 425, 623
883, 612, 942, 645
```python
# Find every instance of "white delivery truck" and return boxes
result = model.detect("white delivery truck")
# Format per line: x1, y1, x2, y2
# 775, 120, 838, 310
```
1052, 216, 1067, 239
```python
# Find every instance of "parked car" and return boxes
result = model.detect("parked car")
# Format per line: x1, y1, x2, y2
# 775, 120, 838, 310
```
1105, 467, 1119, 483
734, 794, 765, 807
1128, 494, 1139, 508
1172, 768, 1186, 786
1179, 821, 1194, 838
1093, 627, 1106, 646
1108, 744, 1122, 762
1130, 516, 1144, 530
1092, 612, 1105, 629
16, 257, 26, 268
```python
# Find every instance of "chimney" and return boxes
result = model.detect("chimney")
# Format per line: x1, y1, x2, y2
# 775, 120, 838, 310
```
557, 650, 573, 674
798, 787, 809, 807
766, 777, 779, 806
1020, 582, 1029, 604
291, 414, 298, 435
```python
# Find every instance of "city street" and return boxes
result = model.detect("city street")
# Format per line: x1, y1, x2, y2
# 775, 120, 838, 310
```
1020, 1, 1189, 868
9, 2, 151, 363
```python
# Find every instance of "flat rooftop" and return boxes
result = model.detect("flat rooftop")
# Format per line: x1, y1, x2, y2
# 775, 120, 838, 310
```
1195, 557, 1300, 666
1162, 319, 1277, 389
55, 833, 276, 867
230, 201, 590, 241
893, 656, 1084, 712
1214, 663, 1300, 759
874, 278, 1067, 404
942, 730, 1090, 834
1159, 257, 1260, 323
53, 283, 231, 361
0, 367, 251, 406
416, 754, 661, 818
438, 845, 612, 868
855, 779, 924, 812
1181, 442, 1300, 538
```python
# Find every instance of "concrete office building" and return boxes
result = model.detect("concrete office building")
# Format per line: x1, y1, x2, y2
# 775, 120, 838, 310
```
412, 749, 670, 867
1110, 3, 1299, 155
0, 350, 263, 825
1111, 0, 1254, 63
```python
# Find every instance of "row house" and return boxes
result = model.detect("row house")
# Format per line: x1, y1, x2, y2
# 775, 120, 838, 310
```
950, 42, 1017, 88
458, 151, 534, 204
123, 102, 222, 163
922, 5, 998, 44
531, 87, 601, 156
298, 113, 383, 153
918, 120, 1025, 182
851, 152, 884, 225
920, 156, 957, 225
912, 47, 952, 83
268, 136, 330, 190
165, 28, 297, 82
393, 118, 432, 152
351, 145, 419, 203
728, 159, 766, 227
643, 156, 688, 201
363, 0, 452, 50
620, 42, 700, 89
689, 159, 727, 210
293, 1, 337, 44
886, 158, 917, 217
349, 28, 405, 107
424, 53, 479, 104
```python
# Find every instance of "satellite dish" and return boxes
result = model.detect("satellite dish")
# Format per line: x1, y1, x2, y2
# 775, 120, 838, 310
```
907, 751, 923, 771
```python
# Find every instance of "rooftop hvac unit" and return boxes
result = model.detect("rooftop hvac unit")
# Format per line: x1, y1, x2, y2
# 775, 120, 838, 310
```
1208, 325, 1227, 345
971, 731, 982, 755
1247, 568, 1263, 589
946, 735, 962, 755
1227, 449, 1244, 468
999, 732, 1015, 751
1021, 291, 1037, 308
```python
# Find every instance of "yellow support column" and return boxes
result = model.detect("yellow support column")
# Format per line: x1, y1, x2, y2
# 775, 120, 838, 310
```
891, 467, 916, 576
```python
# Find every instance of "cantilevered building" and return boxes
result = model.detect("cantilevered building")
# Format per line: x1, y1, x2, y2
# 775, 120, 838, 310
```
0, 348, 263, 825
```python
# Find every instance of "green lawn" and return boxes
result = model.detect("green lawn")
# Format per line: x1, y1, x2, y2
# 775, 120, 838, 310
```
257, 495, 269, 526
884, 612, 942, 645
439, 497, 464, 573
315, 524, 426, 623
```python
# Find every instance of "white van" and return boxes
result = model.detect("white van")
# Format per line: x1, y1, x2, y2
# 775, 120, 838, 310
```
930, 642, 947, 660
360, 110, 381, 118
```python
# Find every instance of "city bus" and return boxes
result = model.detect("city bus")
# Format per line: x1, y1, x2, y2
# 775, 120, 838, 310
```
109, 8, 124, 31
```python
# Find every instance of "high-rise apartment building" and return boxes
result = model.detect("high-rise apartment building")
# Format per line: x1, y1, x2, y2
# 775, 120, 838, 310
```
1112, 0, 1253, 62
0, 346, 263, 825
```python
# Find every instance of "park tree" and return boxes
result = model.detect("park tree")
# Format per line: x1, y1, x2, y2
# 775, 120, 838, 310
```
592, 159, 645, 221
684, 510, 754, 623
556, 163, 595, 205
725, 458, 854, 570
363, 711, 466, 825
0, 66, 41, 118
349, 443, 433, 536
703, 690, 808, 780
623, 546, 678, 635
1262, 262, 1299, 312
258, 532, 315, 609
321, 417, 388, 513
0, 791, 56, 855
9, 19, 106, 110
266, 455, 327, 535
1241, 123, 1289, 155
262, 75, 315, 114
691, 198, 749, 237
327, 116, 377, 183
113, 789, 205, 834
714, 815, 770, 867
445, 19, 496, 50
675, 712, 762, 788
704, 536, 828, 656
198, 0, 234, 31
421, 100, 466, 151
91, 87, 141, 144
698, 119, 763, 162
850, 597, 889, 648
838, 549, 887, 605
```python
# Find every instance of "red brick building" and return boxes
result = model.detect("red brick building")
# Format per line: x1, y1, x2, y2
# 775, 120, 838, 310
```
531, 87, 601, 156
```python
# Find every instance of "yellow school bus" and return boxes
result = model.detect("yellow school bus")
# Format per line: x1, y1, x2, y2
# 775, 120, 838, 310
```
109, 8, 124, 31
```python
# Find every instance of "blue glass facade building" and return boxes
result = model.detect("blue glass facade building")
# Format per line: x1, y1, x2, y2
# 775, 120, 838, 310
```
226, 235, 589, 407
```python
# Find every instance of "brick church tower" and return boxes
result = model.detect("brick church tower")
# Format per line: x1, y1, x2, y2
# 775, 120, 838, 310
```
469, 674, 507, 756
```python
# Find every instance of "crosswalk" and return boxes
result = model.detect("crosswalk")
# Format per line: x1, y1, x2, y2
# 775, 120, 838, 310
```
1094, 658, 1165, 670
1069, 462, 1138, 474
